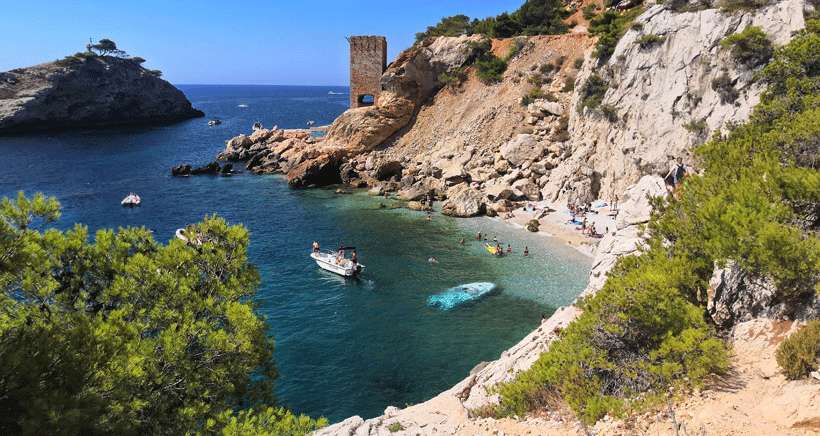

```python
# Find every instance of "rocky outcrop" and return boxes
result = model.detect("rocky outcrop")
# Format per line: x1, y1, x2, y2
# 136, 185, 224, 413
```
441, 184, 485, 217
546, 0, 806, 202
0, 55, 203, 133
316, 176, 665, 435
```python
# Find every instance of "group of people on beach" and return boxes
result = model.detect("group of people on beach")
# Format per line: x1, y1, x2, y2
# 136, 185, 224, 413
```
474, 231, 529, 257
567, 200, 607, 239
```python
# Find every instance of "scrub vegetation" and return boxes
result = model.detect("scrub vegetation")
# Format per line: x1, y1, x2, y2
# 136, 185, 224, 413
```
0, 193, 326, 434
496, 20, 820, 425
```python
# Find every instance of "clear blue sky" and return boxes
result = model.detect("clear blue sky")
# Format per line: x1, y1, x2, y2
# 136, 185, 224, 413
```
0, 0, 522, 85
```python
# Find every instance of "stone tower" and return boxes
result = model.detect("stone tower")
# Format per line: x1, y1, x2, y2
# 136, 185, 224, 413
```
349, 36, 387, 109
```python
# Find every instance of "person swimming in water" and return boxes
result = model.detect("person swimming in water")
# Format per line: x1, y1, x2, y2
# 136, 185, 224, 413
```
495, 243, 503, 256
428, 256, 438, 264
506, 244, 512, 253
459, 237, 465, 245
476, 231, 482, 240
524, 246, 529, 256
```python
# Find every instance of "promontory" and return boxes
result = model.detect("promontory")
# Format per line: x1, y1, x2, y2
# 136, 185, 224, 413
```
0, 41, 203, 133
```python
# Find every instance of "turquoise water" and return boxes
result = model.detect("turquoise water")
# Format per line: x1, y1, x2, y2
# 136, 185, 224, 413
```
0, 85, 590, 422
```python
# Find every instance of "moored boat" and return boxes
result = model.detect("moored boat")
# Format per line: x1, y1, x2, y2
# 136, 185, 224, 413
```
310, 248, 364, 277
121, 193, 141, 207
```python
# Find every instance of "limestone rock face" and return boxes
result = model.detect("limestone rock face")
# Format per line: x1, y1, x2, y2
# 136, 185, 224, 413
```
706, 262, 789, 328
441, 184, 485, 217
0, 55, 203, 133
615, 175, 666, 230
544, 0, 806, 202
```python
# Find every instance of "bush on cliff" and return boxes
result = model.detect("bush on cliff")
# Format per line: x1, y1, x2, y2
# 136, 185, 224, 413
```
721, 26, 773, 68
589, 7, 645, 62
0, 193, 326, 434
776, 320, 820, 380
497, 21, 819, 425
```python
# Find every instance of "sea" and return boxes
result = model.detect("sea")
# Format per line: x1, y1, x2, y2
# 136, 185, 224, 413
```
0, 85, 591, 422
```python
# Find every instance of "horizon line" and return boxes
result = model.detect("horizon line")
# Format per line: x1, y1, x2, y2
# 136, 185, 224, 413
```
174, 83, 350, 88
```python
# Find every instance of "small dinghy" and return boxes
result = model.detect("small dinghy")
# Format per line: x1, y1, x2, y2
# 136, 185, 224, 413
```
427, 282, 496, 310
310, 247, 364, 277
121, 193, 141, 207
208, 119, 222, 126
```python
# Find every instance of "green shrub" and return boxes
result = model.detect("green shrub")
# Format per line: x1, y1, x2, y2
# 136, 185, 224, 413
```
539, 62, 556, 76
721, 26, 773, 68
573, 57, 584, 69
578, 73, 608, 111
683, 118, 708, 134
711, 72, 739, 103
600, 103, 619, 122
521, 87, 546, 106
636, 34, 666, 49
505, 38, 527, 61
583, 3, 599, 19
590, 7, 645, 62
718, 0, 771, 12
562, 75, 576, 92
387, 422, 405, 432
439, 68, 468, 88
776, 320, 820, 379
476, 55, 508, 84
415, 14, 473, 42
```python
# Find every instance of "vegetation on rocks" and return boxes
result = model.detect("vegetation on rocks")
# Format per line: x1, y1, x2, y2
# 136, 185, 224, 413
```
589, 6, 645, 62
635, 33, 666, 49
578, 73, 609, 112
776, 320, 820, 379
0, 193, 326, 434
415, 0, 569, 42
497, 20, 819, 425
720, 26, 773, 68
711, 72, 739, 103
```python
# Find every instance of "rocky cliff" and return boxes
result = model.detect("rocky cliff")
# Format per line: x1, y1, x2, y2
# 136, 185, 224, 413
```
0, 55, 203, 133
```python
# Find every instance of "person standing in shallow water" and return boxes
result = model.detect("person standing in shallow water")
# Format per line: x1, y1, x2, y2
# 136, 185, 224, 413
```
524, 246, 529, 256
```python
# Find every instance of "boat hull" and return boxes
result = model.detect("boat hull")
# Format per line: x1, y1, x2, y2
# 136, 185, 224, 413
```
311, 252, 363, 277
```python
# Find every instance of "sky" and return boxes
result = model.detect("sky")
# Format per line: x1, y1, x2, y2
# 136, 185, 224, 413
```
0, 0, 523, 85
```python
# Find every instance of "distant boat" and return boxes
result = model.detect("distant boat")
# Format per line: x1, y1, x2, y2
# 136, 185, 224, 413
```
237, 104, 249, 108
427, 282, 497, 310
121, 193, 141, 207
208, 119, 222, 126
306, 120, 315, 127
328, 91, 346, 95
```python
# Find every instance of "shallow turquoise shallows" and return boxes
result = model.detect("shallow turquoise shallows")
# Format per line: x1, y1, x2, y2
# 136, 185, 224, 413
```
0, 85, 590, 422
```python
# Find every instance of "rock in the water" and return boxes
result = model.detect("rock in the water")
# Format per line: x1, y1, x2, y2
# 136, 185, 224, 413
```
526, 219, 540, 232
171, 164, 192, 177
190, 161, 221, 175
287, 152, 343, 188
0, 55, 203, 133
441, 184, 485, 217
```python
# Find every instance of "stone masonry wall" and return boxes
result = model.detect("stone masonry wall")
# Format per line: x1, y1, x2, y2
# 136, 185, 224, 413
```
349, 36, 387, 109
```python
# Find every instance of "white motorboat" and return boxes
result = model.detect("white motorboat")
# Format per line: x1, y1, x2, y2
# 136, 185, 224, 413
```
121, 193, 141, 207
310, 249, 364, 277
208, 119, 222, 126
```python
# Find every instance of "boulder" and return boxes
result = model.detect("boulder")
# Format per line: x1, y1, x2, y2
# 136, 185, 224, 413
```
440, 160, 468, 185
398, 186, 427, 201
526, 219, 540, 232
484, 180, 519, 201
407, 201, 431, 211
528, 100, 563, 117
226, 134, 253, 151
615, 175, 666, 230
512, 178, 541, 201
500, 134, 543, 167
441, 184, 485, 217
707, 262, 780, 328
374, 160, 403, 181
339, 161, 359, 185
286, 152, 343, 188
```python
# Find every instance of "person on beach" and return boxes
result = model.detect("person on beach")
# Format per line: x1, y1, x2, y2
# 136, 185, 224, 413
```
524, 246, 529, 256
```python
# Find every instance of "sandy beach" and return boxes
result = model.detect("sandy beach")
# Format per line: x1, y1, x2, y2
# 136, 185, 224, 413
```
497, 200, 618, 258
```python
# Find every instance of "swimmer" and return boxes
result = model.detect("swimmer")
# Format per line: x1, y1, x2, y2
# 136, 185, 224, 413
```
506, 244, 512, 253
476, 231, 482, 240
524, 246, 529, 256
428, 256, 438, 264
459, 237, 465, 245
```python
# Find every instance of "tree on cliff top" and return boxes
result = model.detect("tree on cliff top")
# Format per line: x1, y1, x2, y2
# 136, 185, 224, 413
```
0, 193, 326, 434
87, 38, 127, 57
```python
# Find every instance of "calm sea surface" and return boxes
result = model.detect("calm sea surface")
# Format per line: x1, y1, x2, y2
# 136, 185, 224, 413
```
0, 85, 590, 422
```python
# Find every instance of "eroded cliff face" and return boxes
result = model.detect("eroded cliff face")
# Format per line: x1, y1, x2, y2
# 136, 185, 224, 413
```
548, 0, 806, 202
0, 56, 203, 133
